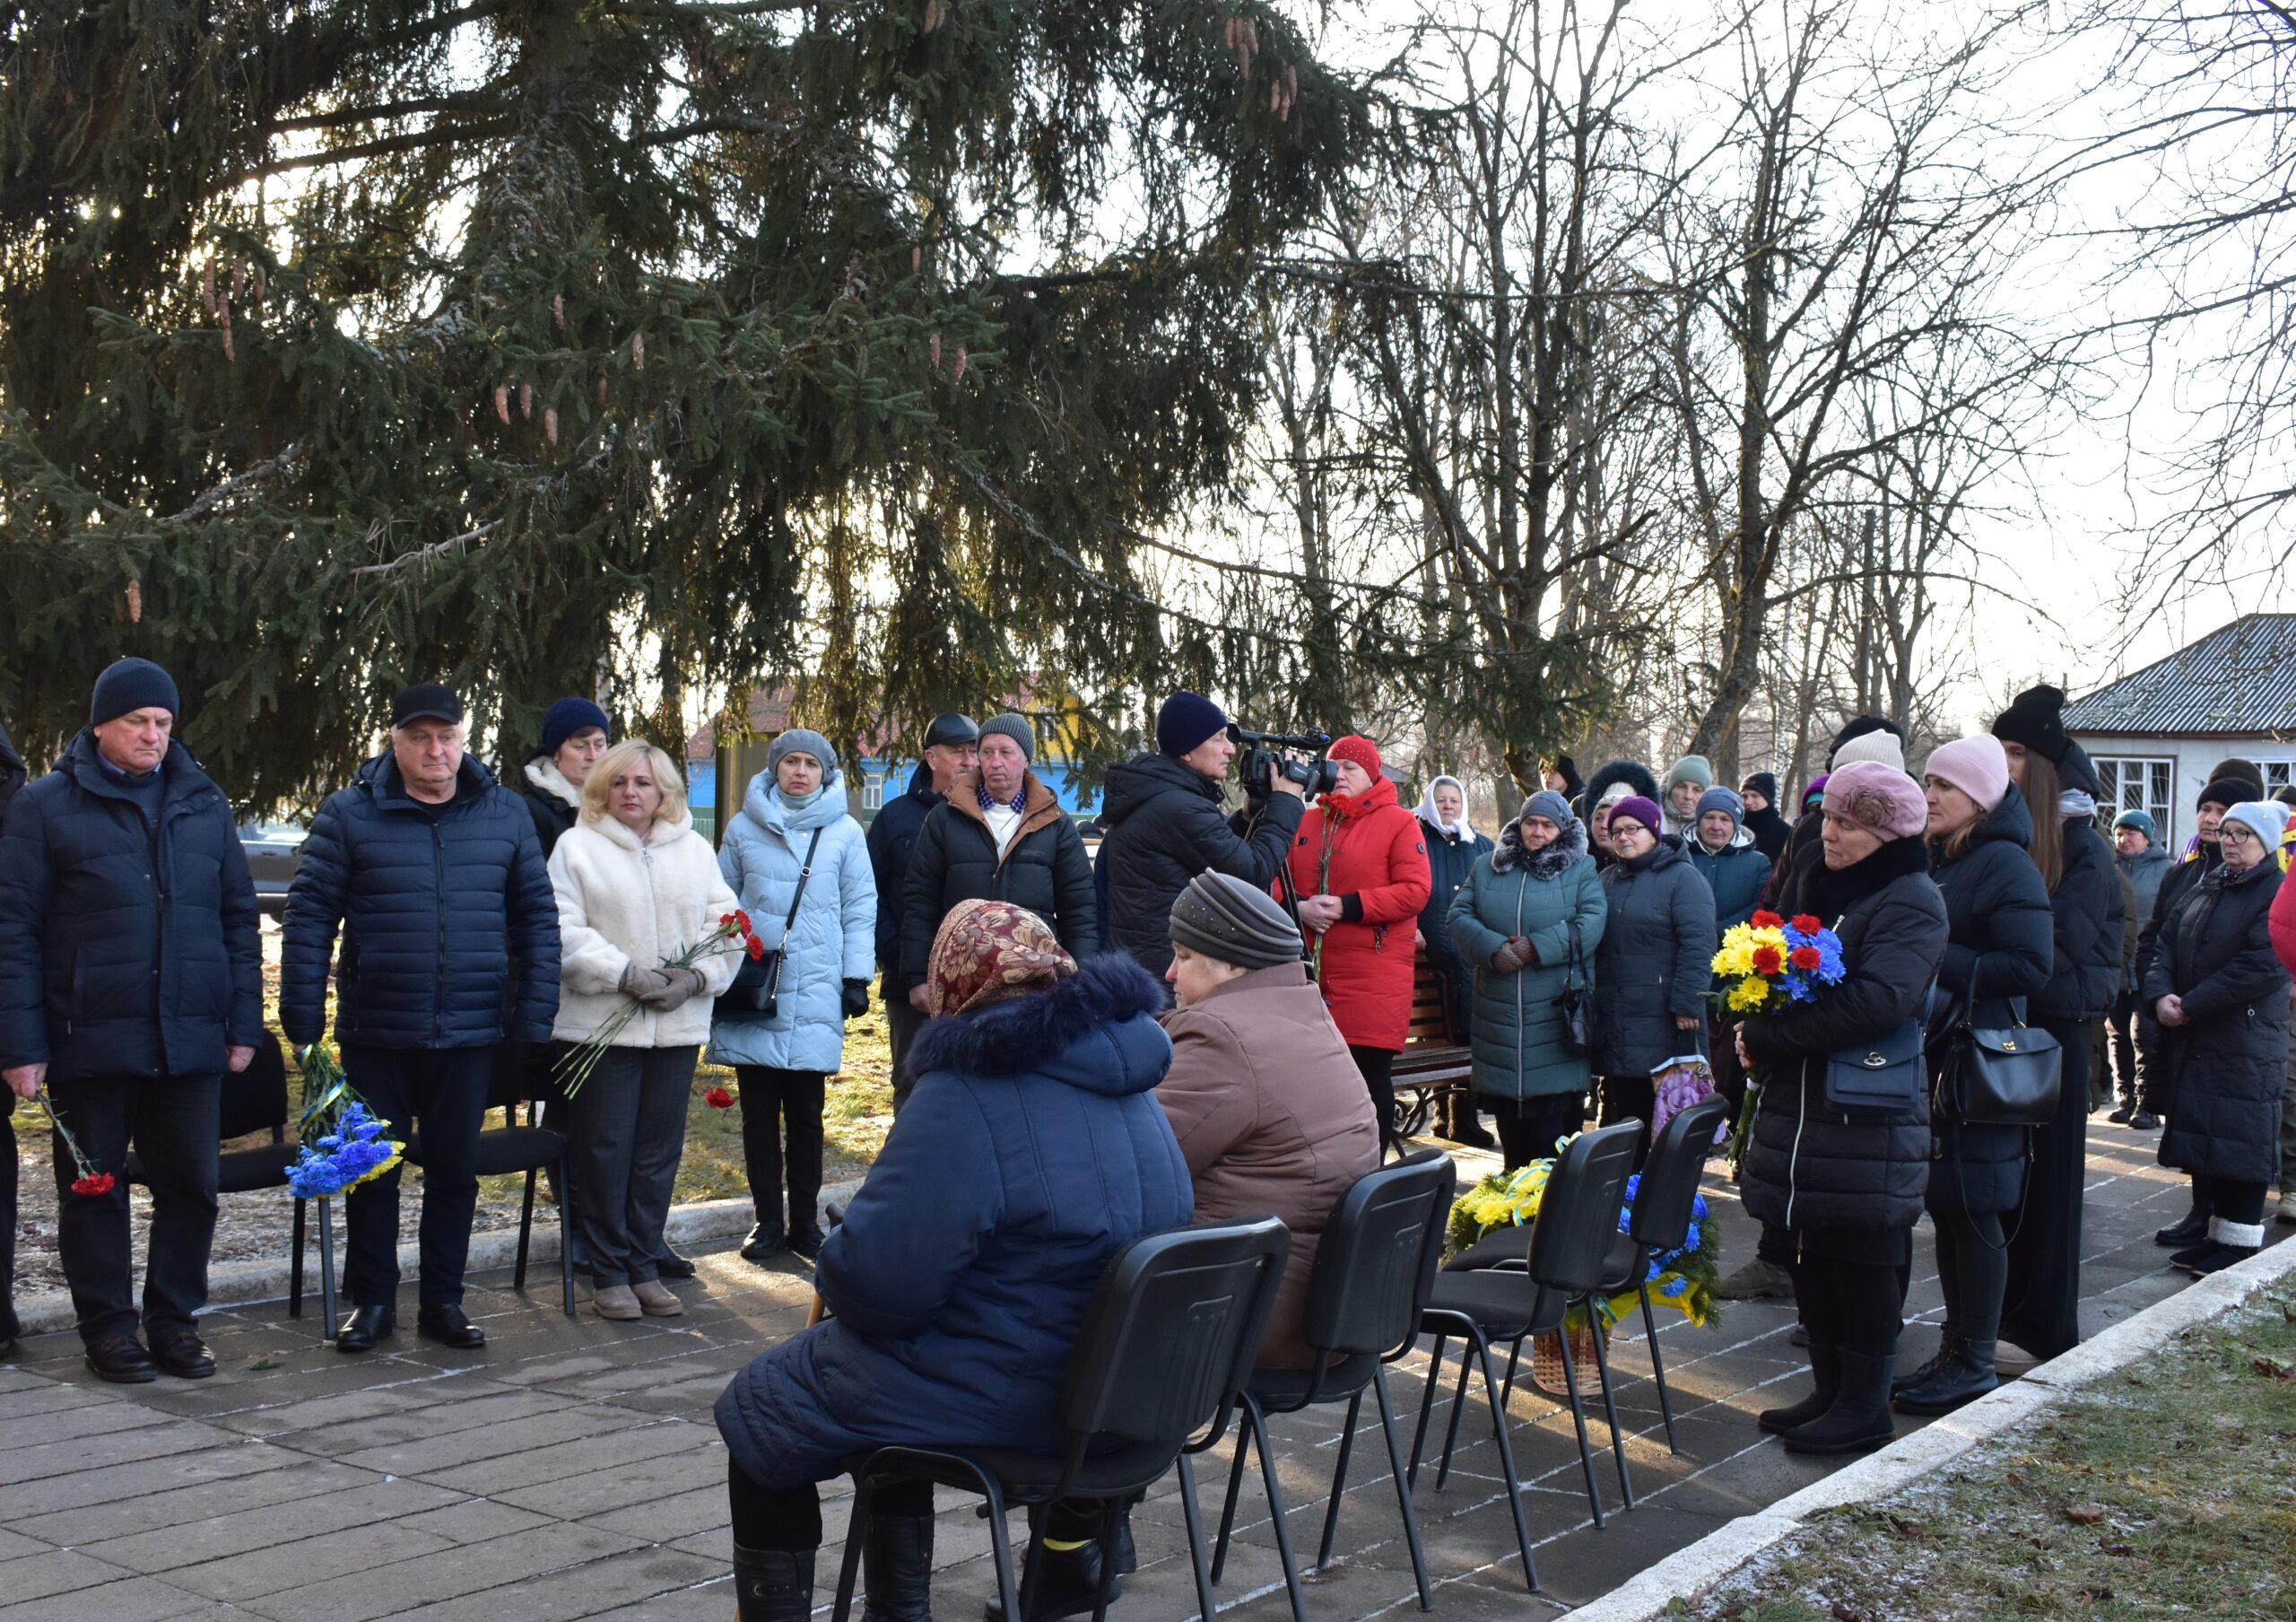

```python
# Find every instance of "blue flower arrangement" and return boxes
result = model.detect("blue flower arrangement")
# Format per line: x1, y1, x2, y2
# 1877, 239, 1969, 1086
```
286, 1101, 404, 1199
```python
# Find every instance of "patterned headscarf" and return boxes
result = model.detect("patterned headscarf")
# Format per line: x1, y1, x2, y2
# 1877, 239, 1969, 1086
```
925, 898, 1079, 1016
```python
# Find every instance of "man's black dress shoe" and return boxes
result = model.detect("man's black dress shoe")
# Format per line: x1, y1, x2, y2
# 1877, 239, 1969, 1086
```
654, 1249, 698, 1279
85, 1334, 157, 1383
417, 1304, 486, 1348
336, 1304, 396, 1353
152, 1332, 217, 1378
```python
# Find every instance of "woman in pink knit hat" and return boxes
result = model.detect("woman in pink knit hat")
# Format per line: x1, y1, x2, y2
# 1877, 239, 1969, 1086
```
1896, 734, 2054, 1418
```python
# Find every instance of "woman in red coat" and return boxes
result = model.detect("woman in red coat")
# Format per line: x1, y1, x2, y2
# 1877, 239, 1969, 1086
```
1284, 736, 1432, 1152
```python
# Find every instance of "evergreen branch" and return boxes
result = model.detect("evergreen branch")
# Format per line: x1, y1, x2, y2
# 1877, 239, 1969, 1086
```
603, 0, 812, 13
631, 115, 796, 148
349, 520, 504, 577
160, 447, 306, 525
266, 93, 506, 134
245, 120, 516, 180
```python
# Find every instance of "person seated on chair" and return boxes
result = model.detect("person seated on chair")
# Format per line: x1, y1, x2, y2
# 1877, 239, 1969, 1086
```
713, 899, 1191, 1622
1157, 870, 1378, 1368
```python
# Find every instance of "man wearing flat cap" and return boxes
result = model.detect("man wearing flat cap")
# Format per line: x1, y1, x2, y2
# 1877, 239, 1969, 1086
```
0, 658, 263, 1382
865, 712, 977, 1102
283, 683, 560, 1354
1155, 870, 1378, 1366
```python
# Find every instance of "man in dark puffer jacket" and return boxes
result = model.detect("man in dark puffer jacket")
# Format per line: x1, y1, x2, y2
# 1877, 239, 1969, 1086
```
866, 711, 976, 1099
283, 684, 559, 1354
1095, 692, 1303, 981
900, 716, 1094, 991
0, 660, 263, 1382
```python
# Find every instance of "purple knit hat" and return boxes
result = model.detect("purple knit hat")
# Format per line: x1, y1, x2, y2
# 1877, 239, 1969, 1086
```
1607, 795, 1663, 836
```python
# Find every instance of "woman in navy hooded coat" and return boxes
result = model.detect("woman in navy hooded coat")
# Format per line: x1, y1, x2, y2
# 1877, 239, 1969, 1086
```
714, 900, 1189, 1622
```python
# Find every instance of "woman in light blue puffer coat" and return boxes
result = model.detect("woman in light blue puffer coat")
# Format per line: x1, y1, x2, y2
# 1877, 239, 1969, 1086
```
711, 730, 875, 1262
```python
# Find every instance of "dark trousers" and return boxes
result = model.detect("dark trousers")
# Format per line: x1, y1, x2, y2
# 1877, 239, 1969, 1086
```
1488, 1091, 1585, 1172
885, 990, 926, 1113
730, 1459, 932, 1551
2106, 990, 2154, 1108
563, 1044, 696, 1287
1597, 1073, 1656, 1170
1789, 1254, 1901, 1356
1349, 1046, 1396, 1153
47, 1073, 220, 1346
1, 1105, 18, 1342
342, 1046, 492, 1310
1927, 1207, 2008, 1344
736, 1067, 825, 1232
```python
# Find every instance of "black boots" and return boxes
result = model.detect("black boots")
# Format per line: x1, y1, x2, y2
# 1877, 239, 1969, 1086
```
1758, 1343, 1839, 1435
1892, 1327, 1956, 1396
335, 1304, 395, 1353
1893, 1337, 1997, 1415
2157, 1187, 2212, 1246
742, 1221, 787, 1263
734, 1546, 814, 1622
1781, 1349, 1897, 1455
983, 1539, 1119, 1622
861, 1513, 935, 1622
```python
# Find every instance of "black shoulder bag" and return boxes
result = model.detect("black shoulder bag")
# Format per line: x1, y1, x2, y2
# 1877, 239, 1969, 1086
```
718, 827, 824, 1021
1944, 997, 2061, 1127
1824, 990, 1930, 1113
1552, 920, 1591, 1053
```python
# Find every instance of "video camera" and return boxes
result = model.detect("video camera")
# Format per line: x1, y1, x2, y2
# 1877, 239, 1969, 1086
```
1233, 726, 1339, 800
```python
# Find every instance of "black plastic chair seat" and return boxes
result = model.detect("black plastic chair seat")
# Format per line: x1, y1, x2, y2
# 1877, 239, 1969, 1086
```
125, 1140, 298, 1195
1424, 1269, 1566, 1339
848, 1438, 1182, 1502
1244, 1351, 1379, 1402
1443, 1229, 1531, 1272
403, 1124, 565, 1178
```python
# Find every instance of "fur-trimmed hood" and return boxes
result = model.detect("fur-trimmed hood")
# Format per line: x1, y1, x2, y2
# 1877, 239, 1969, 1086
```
525, 754, 585, 810
1575, 759, 1657, 823
1494, 812, 1588, 878
909, 955, 1171, 1094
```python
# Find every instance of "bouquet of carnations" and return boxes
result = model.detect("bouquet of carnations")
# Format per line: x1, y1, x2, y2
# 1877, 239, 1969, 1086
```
25, 1089, 114, 1197
555, 911, 762, 1098
1711, 909, 1847, 1167
291, 1042, 405, 1199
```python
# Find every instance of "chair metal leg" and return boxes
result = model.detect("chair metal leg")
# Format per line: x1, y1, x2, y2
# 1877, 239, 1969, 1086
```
1316, 1387, 1365, 1568
1174, 1453, 1220, 1622
555, 1156, 576, 1315
1500, 1333, 1524, 1407
516, 1167, 537, 1291
1553, 1324, 1605, 1528
1470, 1329, 1541, 1591
1407, 1330, 1448, 1487
983, 1479, 1023, 1622
1016, 1509, 1047, 1622
1211, 1411, 1252, 1582
1243, 1396, 1309, 1622
316, 1198, 339, 1336
1640, 1282, 1679, 1453
1089, 1498, 1122, 1622
1587, 1306, 1636, 1509
1435, 1332, 1474, 1489
290, 1198, 307, 1318
831, 1475, 875, 1622
1372, 1365, 1434, 1610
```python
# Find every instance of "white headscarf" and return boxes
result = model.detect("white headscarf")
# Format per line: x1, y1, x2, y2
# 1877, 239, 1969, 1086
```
1416, 773, 1468, 838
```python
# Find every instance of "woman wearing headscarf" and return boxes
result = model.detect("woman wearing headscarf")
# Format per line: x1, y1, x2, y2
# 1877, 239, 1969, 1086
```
1590, 795, 1715, 1168
1283, 736, 1431, 1153
712, 730, 876, 1264
714, 902, 1189, 1622
548, 741, 741, 1321
2145, 800, 2292, 1276
1988, 686, 2123, 1361
1895, 735, 2053, 1417
1448, 789, 1607, 1170
1416, 773, 1495, 1146
1735, 763, 1946, 1454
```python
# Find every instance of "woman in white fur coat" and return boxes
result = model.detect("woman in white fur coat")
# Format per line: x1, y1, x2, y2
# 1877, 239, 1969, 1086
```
549, 740, 741, 1321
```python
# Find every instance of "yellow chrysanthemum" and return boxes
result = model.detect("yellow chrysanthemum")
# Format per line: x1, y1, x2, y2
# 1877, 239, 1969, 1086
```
1727, 976, 1770, 1011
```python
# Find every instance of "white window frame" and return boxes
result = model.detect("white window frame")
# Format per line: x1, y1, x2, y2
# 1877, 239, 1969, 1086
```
861, 769, 887, 813
2092, 755, 2175, 847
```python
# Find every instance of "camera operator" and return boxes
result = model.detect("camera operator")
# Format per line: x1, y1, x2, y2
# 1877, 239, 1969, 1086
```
1097, 693, 1306, 981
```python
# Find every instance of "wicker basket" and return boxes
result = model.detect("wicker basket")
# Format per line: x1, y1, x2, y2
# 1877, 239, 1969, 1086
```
1527, 1319, 1610, 1400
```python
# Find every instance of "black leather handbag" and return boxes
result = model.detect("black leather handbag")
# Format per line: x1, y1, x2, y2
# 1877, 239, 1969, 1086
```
1825, 1017, 1925, 1112
1552, 920, 1591, 1053
1944, 999, 2061, 1127
717, 828, 822, 1021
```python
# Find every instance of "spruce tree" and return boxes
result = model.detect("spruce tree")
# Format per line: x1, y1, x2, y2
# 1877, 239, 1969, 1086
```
0, 1, 1364, 804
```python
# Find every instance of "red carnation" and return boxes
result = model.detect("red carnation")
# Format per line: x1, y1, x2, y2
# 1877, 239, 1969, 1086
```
1752, 945, 1785, 976
1789, 945, 1822, 971
703, 1086, 735, 1110
1751, 910, 1785, 930
735, 909, 752, 933
746, 934, 765, 960
71, 1173, 115, 1198
1790, 914, 1823, 936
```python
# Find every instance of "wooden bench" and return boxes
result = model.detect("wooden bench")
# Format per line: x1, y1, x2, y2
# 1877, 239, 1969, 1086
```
1391, 950, 1472, 1140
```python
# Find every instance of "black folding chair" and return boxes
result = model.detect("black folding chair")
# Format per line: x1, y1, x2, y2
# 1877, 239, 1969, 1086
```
403, 1059, 575, 1315
830, 1216, 1291, 1622
120, 1035, 346, 1328
1408, 1120, 1641, 1587
1210, 1149, 1456, 1616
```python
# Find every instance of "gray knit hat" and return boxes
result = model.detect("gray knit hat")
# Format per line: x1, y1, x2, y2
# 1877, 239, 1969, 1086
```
1519, 789, 1576, 829
978, 713, 1034, 762
1169, 870, 1302, 971
768, 728, 835, 773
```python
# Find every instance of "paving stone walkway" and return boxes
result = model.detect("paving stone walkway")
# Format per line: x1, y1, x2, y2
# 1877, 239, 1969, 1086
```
1, 1121, 2280, 1622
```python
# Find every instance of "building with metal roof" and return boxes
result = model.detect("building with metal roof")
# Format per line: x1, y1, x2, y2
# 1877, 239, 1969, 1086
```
2065, 613, 2296, 848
